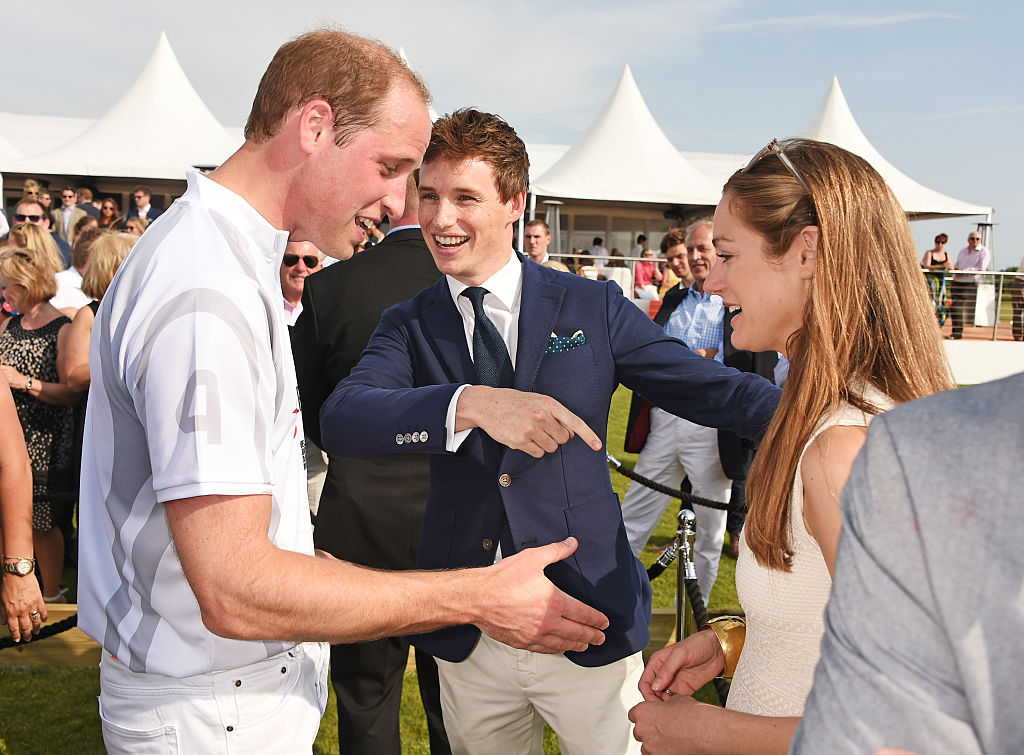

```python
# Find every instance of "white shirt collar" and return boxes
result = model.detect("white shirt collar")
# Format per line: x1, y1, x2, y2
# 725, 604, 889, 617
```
137, 203, 151, 216
387, 223, 421, 236
446, 250, 522, 312
184, 170, 289, 264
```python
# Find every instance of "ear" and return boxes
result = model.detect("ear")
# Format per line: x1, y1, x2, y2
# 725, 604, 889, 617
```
507, 191, 527, 223
797, 225, 819, 280
296, 100, 334, 155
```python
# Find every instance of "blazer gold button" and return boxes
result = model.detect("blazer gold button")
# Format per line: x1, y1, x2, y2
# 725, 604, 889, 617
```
498, 474, 511, 487
396, 434, 404, 445
482, 538, 494, 551
421, 431, 429, 442
404, 433, 413, 444
412, 432, 420, 443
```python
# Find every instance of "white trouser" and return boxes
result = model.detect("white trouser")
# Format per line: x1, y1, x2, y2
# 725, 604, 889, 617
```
436, 633, 643, 755
620, 408, 731, 602
304, 435, 328, 517
98, 642, 329, 754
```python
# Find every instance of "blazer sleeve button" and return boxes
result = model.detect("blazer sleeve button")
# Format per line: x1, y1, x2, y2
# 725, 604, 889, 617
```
482, 538, 494, 551
498, 474, 511, 487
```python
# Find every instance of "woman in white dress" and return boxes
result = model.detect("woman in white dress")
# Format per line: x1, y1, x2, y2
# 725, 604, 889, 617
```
629, 139, 953, 753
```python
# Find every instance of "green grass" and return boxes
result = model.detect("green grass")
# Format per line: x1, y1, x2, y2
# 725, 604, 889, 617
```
0, 386, 738, 754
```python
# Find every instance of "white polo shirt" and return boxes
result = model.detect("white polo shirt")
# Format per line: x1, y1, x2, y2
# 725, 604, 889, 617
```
78, 171, 313, 677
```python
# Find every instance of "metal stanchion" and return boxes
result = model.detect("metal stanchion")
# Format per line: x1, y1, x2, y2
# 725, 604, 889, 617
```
676, 509, 696, 641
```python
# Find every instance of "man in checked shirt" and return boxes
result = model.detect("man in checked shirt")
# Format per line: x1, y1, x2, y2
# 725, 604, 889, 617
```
619, 220, 732, 601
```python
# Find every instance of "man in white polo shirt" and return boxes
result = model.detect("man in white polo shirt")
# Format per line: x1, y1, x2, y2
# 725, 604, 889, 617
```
78, 29, 608, 754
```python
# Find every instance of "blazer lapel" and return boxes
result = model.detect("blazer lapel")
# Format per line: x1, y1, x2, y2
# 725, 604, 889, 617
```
513, 257, 565, 392
421, 277, 476, 384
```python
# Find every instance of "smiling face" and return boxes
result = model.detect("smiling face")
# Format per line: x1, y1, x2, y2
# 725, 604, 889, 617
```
664, 243, 692, 284
288, 83, 431, 261
0, 278, 27, 313
279, 241, 322, 304
967, 232, 981, 249
685, 224, 716, 291
705, 194, 816, 355
418, 158, 526, 286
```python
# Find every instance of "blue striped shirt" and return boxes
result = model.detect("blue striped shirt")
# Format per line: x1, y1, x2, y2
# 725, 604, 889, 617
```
663, 284, 725, 363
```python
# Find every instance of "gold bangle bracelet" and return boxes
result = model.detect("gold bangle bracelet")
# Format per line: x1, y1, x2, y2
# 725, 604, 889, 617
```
701, 616, 746, 679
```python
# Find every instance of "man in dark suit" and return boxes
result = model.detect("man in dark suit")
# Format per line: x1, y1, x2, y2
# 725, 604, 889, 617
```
292, 174, 450, 755
320, 109, 780, 754
127, 185, 162, 222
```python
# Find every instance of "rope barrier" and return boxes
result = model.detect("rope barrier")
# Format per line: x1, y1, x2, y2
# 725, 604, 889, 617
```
607, 454, 731, 511
0, 612, 78, 651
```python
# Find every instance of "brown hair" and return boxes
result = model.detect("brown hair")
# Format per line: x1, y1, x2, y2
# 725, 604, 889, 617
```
74, 215, 99, 237
71, 227, 104, 270
76, 187, 93, 202
0, 248, 58, 303
525, 219, 550, 233
244, 28, 429, 148
81, 233, 135, 301
659, 228, 687, 253
726, 138, 952, 571
423, 109, 529, 203
7, 224, 63, 278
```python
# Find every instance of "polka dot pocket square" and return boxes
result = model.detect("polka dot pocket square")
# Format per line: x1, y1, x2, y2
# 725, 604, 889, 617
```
545, 330, 586, 354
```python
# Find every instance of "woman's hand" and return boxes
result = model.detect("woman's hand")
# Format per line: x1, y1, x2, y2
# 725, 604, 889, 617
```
0, 365, 27, 390
2, 573, 47, 643
638, 628, 725, 701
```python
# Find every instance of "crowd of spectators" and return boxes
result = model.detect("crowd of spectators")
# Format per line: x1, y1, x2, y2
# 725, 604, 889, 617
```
0, 178, 145, 619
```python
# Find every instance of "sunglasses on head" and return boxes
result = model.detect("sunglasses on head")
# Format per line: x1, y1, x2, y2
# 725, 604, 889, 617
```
13, 214, 42, 223
743, 138, 814, 195
283, 253, 319, 268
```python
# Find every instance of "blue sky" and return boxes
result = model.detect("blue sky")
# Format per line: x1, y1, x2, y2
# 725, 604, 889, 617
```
7, 0, 1021, 268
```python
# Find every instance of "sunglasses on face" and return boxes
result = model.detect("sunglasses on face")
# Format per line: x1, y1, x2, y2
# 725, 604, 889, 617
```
283, 253, 319, 268
13, 214, 42, 223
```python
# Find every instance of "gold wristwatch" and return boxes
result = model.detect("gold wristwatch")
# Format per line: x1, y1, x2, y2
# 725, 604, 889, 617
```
2, 557, 36, 576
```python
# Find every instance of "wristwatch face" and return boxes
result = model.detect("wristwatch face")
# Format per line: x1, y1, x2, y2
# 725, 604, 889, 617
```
16, 559, 32, 576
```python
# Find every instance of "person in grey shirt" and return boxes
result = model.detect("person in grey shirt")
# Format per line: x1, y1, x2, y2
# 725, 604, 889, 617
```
792, 372, 1024, 754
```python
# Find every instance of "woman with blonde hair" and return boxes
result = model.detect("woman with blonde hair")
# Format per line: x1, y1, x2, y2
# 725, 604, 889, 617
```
123, 216, 148, 236
63, 232, 136, 392
631, 139, 952, 753
0, 249, 78, 603
6, 224, 64, 279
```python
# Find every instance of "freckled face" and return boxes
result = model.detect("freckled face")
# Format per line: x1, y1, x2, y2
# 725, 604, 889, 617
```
418, 158, 525, 286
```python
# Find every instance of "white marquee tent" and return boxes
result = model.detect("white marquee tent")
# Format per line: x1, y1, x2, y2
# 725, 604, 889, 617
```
531, 65, 721, 206
2, 32, 237, 180
800, 78, 992, 220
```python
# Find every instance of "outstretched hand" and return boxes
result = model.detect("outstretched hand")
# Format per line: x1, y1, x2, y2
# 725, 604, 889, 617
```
639, 629, 725, 701
455, 386, 602, 458
474, 537, 608, 654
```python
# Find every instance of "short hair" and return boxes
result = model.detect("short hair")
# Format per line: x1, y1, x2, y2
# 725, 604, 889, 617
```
422, 109, 529, 203
14, 199, 44, 217
132, 185, 151, 197
81, 233, 136, 301
244, 28, 430, 148
593, 237, 603, 246
637, 234, 647, 243
0, 248, 58, 303
684, 219, 714, 241
525, 219, 550, 233
76, 187, 93, 202
61, 186, 75, 195
73, 215, 98, 236
7, 224, 63, 278
935, 233, 949, 244
71, 227, 104, 270
660, 228, 687, 253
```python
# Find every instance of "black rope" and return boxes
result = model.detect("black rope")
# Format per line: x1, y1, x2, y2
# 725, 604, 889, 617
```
608, 454, 731, 511
0, 612, 78, 650
684, 578, 731, 705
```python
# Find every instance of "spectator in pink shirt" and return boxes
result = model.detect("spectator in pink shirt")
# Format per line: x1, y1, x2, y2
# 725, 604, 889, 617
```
949, 231, 991, 339
634, 248, 663, 300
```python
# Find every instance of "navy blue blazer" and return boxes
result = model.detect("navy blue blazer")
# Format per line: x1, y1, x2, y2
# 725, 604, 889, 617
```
321, 254, 780, 667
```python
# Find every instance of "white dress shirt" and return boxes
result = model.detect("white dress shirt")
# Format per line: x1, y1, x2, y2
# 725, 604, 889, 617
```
443, 250, 522, 452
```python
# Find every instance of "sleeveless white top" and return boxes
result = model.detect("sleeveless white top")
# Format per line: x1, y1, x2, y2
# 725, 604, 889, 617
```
727, 397, 887, 716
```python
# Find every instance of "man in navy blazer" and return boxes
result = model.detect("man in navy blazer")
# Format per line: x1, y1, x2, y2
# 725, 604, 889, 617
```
321, 109, 780, 754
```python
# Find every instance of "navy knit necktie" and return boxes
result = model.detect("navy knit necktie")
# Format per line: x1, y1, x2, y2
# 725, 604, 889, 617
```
460, 286, 517, 556
460, 287, 514, 389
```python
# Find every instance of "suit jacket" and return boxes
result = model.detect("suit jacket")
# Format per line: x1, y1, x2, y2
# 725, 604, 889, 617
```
128, 205, 162, 222
624, 283, 777, 478
51, 206, 87, 244
292, 228, 442, 568
321, 254, 780, 667
794, 373, 1024, 754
